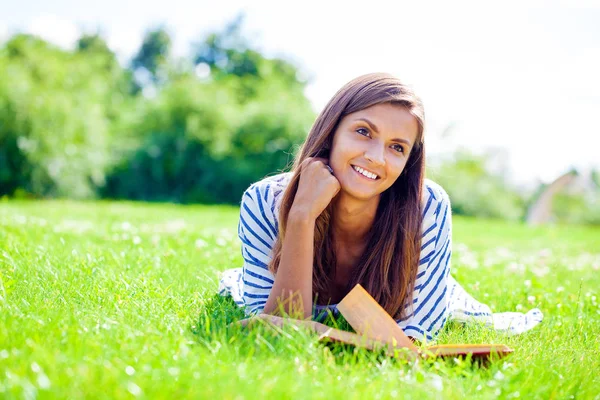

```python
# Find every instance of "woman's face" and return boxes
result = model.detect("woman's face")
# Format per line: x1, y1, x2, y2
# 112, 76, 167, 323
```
328, 103, 419, 202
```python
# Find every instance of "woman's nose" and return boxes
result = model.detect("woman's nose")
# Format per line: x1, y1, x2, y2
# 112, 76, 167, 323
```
364, 143, 385, 166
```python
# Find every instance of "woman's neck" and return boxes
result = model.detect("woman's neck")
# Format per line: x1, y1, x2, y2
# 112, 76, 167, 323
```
331, 193, 380, 244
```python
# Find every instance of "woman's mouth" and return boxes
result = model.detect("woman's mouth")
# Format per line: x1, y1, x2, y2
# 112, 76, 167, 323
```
351, 165, 380, 181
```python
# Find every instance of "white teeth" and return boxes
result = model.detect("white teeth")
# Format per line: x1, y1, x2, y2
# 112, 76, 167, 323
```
352, 165, 378, 180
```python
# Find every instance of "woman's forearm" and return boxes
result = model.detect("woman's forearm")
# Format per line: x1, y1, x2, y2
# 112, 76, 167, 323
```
262, 209, 315, 319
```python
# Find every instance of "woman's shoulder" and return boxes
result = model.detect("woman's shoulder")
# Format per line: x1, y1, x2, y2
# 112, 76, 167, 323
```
423, 178, 450, 202
244, 172, 292, 196
241, 172, 293, 212
422, 178, 451, 218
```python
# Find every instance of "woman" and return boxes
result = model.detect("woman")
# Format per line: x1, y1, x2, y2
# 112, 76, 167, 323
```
219, 73, 542, 342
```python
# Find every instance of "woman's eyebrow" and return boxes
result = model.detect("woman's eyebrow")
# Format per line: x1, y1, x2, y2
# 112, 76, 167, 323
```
355, 117, 380, 134
354, 117, 412, 146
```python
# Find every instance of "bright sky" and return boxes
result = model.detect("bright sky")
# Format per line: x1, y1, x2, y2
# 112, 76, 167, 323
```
2, 0, 599, 188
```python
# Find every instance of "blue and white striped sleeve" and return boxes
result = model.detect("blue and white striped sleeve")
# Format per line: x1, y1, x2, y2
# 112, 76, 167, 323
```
238, 182, 279, 315
398, 181, 453, 342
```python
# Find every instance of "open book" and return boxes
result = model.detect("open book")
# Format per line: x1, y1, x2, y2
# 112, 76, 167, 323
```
237, 284, 513, 361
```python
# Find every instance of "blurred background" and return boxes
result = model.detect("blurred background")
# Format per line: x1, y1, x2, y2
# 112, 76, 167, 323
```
1, 0, 599, 224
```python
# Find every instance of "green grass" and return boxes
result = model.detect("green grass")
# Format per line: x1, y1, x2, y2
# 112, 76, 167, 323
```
1, 199, 599, 399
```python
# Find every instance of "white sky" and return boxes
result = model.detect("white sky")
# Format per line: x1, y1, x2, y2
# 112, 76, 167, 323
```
2, 0, 599, 187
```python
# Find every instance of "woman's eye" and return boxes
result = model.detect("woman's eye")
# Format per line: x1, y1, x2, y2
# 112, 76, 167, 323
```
391, 144, 404, 153
356, 128, 370, 137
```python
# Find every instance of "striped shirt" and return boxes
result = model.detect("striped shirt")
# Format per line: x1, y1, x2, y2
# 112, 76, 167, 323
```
236, 172, 452, 342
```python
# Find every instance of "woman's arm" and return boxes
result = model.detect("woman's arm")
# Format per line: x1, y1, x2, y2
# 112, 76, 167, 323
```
262, 209, 315, 318
262, 157, 340, 319
238, 185, 278, 315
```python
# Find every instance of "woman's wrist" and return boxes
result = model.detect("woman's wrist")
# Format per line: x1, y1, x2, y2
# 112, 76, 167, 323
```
288, 205, 317, 224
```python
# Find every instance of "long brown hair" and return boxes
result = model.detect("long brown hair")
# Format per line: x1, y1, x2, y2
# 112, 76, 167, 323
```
268, 72, 426, 320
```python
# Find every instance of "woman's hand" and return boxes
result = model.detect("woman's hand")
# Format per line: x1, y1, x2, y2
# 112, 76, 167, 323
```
290, 157, 341, 221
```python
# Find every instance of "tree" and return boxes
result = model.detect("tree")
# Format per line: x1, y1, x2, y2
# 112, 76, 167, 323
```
131, 27, 172, 85
103, 16, 314, 204
0, 34, 137, 198
77, 32, 141, 95
1, 18, 316, 204
426, 149, 526, 220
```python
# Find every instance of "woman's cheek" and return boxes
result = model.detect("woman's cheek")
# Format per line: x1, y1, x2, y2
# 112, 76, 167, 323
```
389, 158, 406, 176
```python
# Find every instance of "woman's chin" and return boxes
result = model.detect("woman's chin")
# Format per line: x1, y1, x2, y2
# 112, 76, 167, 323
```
339, 184, 381, 202
336, 172, 387, 201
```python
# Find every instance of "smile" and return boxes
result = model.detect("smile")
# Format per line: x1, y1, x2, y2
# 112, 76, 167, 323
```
352, 165, 380, 181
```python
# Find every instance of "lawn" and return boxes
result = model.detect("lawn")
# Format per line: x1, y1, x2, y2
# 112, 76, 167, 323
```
1, 199, 599, 399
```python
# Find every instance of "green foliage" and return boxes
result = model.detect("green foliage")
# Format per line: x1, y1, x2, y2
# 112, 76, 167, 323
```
194, 14, 259, 78
592, 169, 600, 189
131, 26, 172, 84
77, 33, 141, 95
100, 75, 237, 203
0, 34, 136, 198
101, 64, 312, 203
552, 192, 600, 225
427, 149, 526, 221
193, 14, 308, 102
102, 18, 313, 204
0, 18, 313, 204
